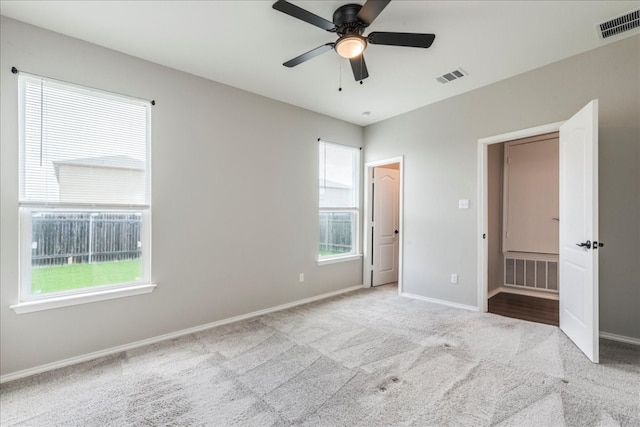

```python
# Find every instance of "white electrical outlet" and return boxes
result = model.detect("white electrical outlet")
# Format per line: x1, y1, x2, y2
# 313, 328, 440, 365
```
450, 273, 458, 284
299, 273, 304, 283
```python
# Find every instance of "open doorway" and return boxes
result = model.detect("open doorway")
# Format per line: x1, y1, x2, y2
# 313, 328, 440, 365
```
363, 157, 403, 292
486, 132, 560, 326
478, 100, 600, 363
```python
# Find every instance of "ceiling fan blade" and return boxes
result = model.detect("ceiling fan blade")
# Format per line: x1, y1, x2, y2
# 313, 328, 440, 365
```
273, 0, 335, 31
283, 43, 335, 67
368, 32, 436, 48
349, 55, 369, 81
357, 0, 391, 26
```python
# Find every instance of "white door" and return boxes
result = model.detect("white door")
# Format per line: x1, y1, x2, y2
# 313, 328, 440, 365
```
559, 100, 599, 363
372, 167, 399, 286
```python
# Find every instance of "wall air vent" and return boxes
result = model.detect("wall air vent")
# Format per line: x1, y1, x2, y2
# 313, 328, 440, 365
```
436, 68, 467, 84
595, 9, 640, 39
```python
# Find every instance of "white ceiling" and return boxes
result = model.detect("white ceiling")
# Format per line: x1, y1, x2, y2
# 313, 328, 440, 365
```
1, 1, 638, 126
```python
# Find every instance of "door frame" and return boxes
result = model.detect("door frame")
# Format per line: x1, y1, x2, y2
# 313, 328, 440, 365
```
477, 122, 564, 311
363, 156, 404, 293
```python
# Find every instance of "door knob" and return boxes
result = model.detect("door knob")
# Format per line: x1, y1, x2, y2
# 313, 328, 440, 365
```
394, 230, 399, 234
576, 240, 592, 249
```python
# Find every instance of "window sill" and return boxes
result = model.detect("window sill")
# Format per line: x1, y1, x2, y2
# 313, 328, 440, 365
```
317, 254, 362, 266
10, 283, 157, 314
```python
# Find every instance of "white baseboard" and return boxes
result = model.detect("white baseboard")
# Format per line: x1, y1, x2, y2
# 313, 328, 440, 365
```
0, 285, 363, 384
600, 331, 640, 346
493, 286, 559, 301
401, 292, 479, 312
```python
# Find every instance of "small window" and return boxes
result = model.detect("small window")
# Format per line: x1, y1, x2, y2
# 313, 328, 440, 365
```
318, 140, 360, 260
18, 74, 151, 302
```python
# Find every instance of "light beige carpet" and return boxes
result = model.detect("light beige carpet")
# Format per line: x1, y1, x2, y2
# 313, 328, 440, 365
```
1, 284, 639, 426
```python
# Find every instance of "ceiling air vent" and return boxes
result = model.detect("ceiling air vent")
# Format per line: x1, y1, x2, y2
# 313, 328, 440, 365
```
436, 68, 467, 84
595, 9, 640, 39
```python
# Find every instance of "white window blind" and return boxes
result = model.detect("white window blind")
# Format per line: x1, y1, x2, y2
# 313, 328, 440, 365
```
19, 75, 150, 206
319, 141, 358, 208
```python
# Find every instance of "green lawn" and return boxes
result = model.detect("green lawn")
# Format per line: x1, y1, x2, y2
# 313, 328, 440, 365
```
319, 249, 348, 256
31, 259, 142, 294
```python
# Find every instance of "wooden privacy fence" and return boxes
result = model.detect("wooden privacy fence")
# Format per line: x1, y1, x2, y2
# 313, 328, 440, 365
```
319, 212, 353, 254
31, 212, 142, 267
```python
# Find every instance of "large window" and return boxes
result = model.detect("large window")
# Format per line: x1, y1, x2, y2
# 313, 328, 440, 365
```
318, 140, 360, 261
18, 74, 151, 303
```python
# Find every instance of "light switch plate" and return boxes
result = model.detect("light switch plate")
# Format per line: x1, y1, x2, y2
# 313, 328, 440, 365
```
458, 199, 469, 209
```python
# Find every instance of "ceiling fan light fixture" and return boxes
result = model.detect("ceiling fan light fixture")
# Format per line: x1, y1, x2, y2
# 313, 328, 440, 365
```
335, 35, 367, 59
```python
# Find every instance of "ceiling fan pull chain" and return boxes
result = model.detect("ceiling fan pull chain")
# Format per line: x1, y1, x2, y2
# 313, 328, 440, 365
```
338, 57, 343, 92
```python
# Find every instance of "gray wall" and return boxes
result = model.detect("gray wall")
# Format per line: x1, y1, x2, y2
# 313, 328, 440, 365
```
0, 17, 363, 376
364, 35, 640, 339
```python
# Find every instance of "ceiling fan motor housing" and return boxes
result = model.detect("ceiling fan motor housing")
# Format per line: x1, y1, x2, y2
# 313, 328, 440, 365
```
333, 4, 366, 36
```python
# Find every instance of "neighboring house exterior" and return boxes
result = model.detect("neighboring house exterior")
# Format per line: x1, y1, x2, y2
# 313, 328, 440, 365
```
319, 179, 352, 207
53, 155, 146, 204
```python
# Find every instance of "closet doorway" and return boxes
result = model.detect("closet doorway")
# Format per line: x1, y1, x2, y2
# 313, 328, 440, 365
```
478, 100, 601, 363
487, 132, 560, 325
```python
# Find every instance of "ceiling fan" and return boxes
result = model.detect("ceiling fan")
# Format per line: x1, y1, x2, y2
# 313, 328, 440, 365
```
272, 0, 436, 82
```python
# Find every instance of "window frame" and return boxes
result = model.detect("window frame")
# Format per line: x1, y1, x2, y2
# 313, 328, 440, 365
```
318, 140, 361, 264
12, 73, 154, 313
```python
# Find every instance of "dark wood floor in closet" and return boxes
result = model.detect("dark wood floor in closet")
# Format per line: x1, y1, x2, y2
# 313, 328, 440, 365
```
488, 292, 559, 326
